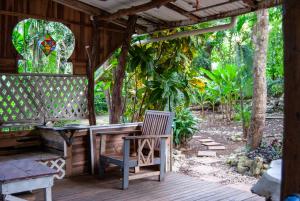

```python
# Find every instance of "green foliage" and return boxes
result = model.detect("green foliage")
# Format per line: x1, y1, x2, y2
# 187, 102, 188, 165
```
234, 104, 251, 128
147, 72, 191, 111
100, 6, 283, 128
200, 64, 240, 119
267, 78, 284, 97
266, 7, 284, 97
95, 82, 108, 115
12, 18, 75, 74
119, 36, 200, 121
173, 107, 198, 145
267, 7, 283, 81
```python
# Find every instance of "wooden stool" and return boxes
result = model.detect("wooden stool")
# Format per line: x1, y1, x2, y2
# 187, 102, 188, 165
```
0, 159, 57, 201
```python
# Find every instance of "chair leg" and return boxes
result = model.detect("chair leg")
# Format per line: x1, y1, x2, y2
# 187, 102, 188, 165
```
122, 139, 130, 190
159, 138, 167, 182
99, 158, 106, 179
122, 166, 129, 190
134, 166, 140, 173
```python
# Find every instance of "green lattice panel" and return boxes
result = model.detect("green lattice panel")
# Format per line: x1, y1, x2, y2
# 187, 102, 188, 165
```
0, 74, 88, 123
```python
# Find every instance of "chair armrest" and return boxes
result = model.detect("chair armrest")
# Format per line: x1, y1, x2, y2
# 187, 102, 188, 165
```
95, 130, 142, 135
123, 135, 170, 140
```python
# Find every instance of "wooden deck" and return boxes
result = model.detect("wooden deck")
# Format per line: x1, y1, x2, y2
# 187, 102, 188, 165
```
35, 173, 263, 201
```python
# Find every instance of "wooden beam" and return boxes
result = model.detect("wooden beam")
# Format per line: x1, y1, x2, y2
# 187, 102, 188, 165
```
138, 16, 159, 25
164, 3, 200, 21
52, 0, 102, 15
191, 0, 242, 13
0, 10, 125, 33
281, 0, 300, 199
136, 17, 236, 45
242, 0, 257, 8
96, 0, 174, 21
51, 0, 128, 29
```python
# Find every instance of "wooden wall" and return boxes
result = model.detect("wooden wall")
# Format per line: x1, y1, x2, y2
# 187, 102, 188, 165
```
282, 0, 300, 198
0, 0, 125, 75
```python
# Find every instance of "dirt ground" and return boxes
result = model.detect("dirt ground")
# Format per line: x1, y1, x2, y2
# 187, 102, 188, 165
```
173, 111, 283, 192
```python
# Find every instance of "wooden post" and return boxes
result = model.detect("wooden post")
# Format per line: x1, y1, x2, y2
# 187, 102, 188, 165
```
111, 15, 138, 123
86, 21, 99, 126
65, 145, 73, 177
282, 0, 300, 198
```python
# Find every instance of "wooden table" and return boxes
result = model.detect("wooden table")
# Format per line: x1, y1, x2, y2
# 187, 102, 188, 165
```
37, 125, 90, 146
0, 159, 57, 201
36, 125, 91, 176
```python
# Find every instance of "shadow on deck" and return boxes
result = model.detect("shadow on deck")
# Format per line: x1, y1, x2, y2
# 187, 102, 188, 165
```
36, 173, 262, 201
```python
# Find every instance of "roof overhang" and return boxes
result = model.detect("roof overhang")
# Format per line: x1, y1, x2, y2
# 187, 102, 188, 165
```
58, 0, 282, 34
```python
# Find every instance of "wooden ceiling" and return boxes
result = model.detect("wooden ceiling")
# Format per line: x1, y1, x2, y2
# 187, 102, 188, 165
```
53, 0, 282, 33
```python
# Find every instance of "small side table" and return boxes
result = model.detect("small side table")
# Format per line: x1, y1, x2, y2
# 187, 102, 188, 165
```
0, 159, 57, 201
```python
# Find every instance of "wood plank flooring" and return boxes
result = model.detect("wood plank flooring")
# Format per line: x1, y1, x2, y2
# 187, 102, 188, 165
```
35, 173, 263, 201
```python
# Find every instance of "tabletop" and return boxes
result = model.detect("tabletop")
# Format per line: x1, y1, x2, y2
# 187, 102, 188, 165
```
0, 159, 57, 183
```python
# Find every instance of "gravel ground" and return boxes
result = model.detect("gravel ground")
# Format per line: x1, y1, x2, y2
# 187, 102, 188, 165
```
173, 111, 283, 192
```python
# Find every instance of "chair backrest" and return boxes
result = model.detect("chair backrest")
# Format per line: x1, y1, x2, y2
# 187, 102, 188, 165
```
141, 110, 174, 137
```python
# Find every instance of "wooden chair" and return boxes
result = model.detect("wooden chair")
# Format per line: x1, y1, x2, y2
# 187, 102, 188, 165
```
99, 110, 174, 189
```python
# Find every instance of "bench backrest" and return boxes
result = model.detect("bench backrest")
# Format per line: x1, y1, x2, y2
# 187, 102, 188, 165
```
0, 130, 41, 156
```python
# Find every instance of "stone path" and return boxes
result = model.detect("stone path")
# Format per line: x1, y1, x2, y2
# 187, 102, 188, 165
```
193, 137, 226, 153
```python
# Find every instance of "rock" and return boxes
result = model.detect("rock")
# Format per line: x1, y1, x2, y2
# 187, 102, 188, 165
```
198, 151, 217, 157
173, 149, 182, 155
250, 157, 264, 176
230, 133, 243, 142
237, 156, 247, 166
198, 138, 214, 142
227, 157, 238, 166
237, 165, 249, 174
244, 159, 254, 168
180, 147, 191, 151
202, 142, 221, 146
207, 145, 226, 150
263, 164, 270, 170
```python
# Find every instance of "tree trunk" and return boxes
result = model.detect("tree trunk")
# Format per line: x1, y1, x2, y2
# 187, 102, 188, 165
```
247, 9, 269, 149
86, 21, 99, 126
110, 15, 137, 124
101, 61, 112, 120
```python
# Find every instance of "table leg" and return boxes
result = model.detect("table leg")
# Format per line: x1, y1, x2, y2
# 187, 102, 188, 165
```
89, 129, 95, 175
44, 187, 52, 201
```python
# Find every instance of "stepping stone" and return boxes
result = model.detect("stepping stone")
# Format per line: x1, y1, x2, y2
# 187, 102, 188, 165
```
198, 138, 214, 142
202, 142, 221, 146
207, 145, 226, 150
197, 151, 217, 157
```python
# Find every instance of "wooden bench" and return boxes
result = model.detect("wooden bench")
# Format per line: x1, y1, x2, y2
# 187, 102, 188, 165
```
0, 159, 57, 201
0, 127, 66, 179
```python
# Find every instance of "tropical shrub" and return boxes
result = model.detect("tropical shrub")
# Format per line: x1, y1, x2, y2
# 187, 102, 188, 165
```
234, 104, 251, 129
200, 64, 240, 120
173, 107, 198, 145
